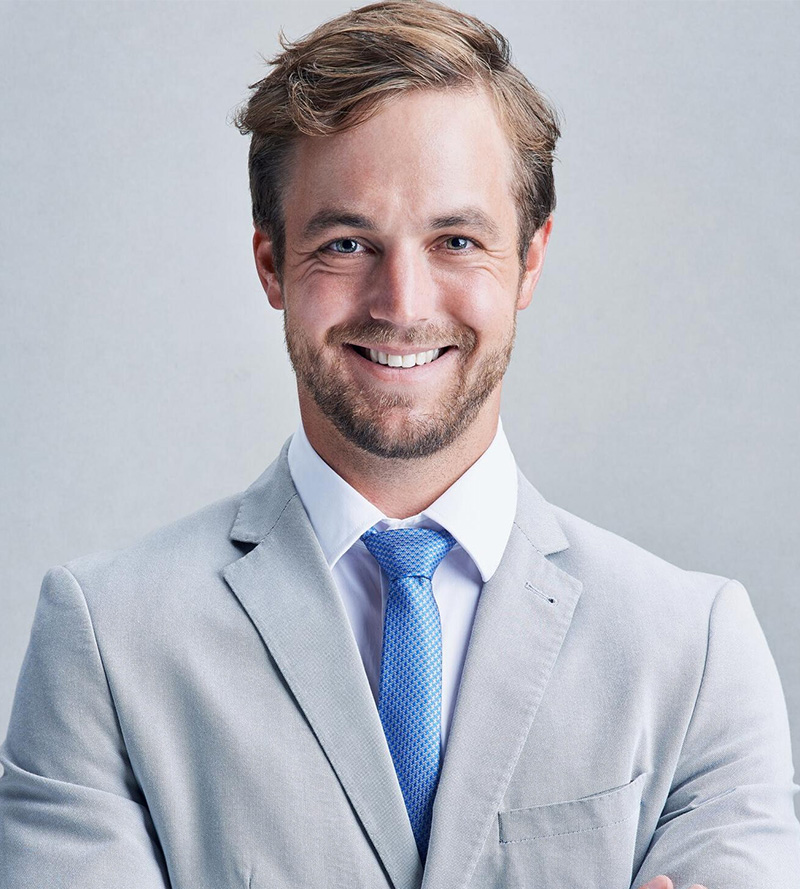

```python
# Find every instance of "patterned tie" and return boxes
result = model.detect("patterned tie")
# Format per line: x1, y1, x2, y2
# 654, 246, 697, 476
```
360, 526, 456, 861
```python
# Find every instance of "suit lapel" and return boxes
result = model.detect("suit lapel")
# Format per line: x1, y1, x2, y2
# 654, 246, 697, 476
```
224, 443, 580, 889
223, 441, 423, 889
421, 471, 583, 889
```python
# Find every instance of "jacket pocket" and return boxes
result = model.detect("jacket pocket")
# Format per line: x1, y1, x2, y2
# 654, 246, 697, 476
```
496, 773, 647, 887
499, 772, 647, 844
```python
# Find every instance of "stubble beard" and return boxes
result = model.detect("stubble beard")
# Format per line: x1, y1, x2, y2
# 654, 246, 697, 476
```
283, 314, 516, 460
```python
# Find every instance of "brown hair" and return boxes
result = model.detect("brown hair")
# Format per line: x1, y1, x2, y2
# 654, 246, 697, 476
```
234, 0, 560, 277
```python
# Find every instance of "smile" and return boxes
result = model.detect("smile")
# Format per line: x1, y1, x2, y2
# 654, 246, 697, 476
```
349, 345, 451, 368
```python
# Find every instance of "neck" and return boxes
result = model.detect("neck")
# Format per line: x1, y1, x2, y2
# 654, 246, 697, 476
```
299, 395, 501, 519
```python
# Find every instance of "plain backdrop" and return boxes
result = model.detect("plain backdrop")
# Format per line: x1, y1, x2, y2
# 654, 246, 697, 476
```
1, 0, 798, 820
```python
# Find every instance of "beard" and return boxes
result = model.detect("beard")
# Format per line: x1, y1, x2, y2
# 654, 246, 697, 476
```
283, 314, 516, 460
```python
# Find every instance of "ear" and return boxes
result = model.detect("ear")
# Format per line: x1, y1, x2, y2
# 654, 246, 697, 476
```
516, 216, 553, 311
253, 228, 284, 310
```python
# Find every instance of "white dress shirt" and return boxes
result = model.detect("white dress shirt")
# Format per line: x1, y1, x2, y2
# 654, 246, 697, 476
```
286, 419, 518, 753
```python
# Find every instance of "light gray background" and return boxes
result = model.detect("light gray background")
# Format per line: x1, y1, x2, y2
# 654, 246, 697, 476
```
2, 0, 798, 819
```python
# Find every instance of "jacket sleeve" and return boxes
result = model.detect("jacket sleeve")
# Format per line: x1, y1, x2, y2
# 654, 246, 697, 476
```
0, 566, 170, 888
632, 579, 800, 888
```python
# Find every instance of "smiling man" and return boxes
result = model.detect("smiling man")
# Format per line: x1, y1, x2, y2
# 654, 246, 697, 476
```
1, 2, 798, 888
257, 85, 542, 517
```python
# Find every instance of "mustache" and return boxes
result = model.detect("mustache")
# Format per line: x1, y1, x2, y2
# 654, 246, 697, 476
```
324, 320, 477, 351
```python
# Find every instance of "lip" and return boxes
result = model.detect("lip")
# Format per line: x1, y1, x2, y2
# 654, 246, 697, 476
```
344, 343, 456, 379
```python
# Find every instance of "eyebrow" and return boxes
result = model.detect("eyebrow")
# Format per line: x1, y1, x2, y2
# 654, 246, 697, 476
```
301, 210, 378, 241
300, 206, 500, 241
428, 209, 500, 239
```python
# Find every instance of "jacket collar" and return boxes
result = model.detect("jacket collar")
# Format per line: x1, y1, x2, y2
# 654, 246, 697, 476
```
229, 435, 570, 559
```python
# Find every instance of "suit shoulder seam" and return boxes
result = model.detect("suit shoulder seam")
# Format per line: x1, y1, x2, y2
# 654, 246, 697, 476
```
678, 577, 737, 760
56, 565, 118, 711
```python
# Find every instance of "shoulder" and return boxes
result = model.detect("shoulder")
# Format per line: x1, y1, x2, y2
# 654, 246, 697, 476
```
552, 504, 728, 592
58, 441, 296, 609
56, 492, 247, 616
547, 503, 735, 645
65, 492, 242, 579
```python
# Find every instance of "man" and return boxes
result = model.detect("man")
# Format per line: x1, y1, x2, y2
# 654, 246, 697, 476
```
1, 2, 798, 887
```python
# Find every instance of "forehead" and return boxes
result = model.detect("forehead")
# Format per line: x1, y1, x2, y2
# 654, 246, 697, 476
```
282, 87, 518, 232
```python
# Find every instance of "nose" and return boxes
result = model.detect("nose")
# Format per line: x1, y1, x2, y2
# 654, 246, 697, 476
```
366, 243, 436, 327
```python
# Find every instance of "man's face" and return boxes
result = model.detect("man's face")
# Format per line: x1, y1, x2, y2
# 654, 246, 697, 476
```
255, 87, 550, 459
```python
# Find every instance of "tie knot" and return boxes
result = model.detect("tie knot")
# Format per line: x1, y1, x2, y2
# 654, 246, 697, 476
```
361, 526, 455, 581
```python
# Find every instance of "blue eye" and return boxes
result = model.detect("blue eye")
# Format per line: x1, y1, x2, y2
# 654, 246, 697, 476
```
327, 238, 362, 254
444, 236, 473, 250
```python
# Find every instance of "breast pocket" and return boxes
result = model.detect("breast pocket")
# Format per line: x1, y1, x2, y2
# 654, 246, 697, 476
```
497, 773, 647, 888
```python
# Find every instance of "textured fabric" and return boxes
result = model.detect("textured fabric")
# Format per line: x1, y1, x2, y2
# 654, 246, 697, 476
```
361, 526, 456, 859
286, 419, 517, 751
1, 440, 799, 889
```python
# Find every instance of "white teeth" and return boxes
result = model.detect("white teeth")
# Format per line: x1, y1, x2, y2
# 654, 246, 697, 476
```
362, 347, 444, 367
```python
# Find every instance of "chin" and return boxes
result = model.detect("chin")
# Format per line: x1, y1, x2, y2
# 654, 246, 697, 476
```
328, 403, 481, 461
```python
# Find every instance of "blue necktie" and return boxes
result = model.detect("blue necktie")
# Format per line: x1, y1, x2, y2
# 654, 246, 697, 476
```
360, 526, 456, 861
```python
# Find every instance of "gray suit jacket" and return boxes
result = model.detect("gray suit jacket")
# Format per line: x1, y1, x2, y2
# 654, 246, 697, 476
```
1, 439, 799, 888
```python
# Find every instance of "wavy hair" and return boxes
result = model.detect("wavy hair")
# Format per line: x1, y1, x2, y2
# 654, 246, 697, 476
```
234, 0, 560, 277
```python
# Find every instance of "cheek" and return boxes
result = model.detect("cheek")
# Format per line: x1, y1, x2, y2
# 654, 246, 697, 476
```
291, 268, 372, 317
285, 280, 359, 334
436, 274, 516, 335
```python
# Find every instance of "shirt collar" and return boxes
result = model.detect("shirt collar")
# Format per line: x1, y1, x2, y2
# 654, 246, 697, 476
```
287, 419, 518, 583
